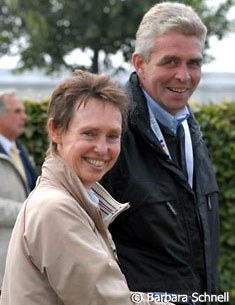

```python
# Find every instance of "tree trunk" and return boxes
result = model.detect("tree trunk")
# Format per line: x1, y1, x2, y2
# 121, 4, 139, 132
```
92, 48, 99, 73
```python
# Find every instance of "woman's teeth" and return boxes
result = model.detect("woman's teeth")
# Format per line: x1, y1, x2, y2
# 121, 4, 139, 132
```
86, 158, 105, 167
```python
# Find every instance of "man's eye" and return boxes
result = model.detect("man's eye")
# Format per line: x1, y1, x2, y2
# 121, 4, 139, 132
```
14, 109, 26, 114
82, 131, 95, 137
164, 59, 177, 67
189, 60, 202, 68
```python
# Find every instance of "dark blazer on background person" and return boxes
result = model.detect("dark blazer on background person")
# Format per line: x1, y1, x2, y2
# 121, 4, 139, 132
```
0, 140, 37, 287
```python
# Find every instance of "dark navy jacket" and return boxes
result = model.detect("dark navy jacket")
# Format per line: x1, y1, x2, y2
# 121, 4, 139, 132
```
101, 72, 219, 301
0, 140, 37, 191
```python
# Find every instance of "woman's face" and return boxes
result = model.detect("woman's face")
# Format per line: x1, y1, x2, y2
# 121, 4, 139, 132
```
50, 97, 122, 188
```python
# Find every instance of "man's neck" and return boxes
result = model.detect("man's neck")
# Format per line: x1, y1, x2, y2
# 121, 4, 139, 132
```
0, 134, 15, 155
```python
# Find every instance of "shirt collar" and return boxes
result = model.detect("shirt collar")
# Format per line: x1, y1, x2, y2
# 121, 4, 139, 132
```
86, 188, 100, 205
0, 134, 14, 155
142, 88, 189, 134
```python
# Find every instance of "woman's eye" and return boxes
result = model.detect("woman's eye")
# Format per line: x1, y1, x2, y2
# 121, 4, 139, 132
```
107, 134, 121, 141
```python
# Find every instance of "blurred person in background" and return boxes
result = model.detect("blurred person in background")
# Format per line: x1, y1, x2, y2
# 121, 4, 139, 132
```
0, 90, 37, 287
101, 2, 219, 304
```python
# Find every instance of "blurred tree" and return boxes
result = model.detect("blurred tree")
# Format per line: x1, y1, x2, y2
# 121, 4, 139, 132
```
0, 0, 234, 73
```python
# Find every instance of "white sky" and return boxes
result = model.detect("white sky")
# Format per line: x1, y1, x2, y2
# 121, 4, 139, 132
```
202, 33, 235, 73
202, 0, 235, 72
0, 1, 234, 73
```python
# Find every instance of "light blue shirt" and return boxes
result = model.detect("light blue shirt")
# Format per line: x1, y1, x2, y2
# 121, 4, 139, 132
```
0, 134, 13, 155
141, 88, 193, 187
142, 88, 189, 134
87, 188, 99, 205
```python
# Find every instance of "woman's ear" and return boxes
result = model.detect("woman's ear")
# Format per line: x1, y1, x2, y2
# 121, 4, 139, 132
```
47, 118, 61, 144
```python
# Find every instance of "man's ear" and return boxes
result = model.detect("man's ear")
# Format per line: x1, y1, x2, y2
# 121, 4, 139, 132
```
132, 52, 145, 79
47, 118, 61, 144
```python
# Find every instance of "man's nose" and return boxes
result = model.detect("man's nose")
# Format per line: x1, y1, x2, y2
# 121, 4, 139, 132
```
175, 65, 190, 82
21, 110, 27, 121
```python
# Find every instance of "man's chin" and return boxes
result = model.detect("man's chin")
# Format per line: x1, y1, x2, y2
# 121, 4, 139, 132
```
17, 130, 25, 137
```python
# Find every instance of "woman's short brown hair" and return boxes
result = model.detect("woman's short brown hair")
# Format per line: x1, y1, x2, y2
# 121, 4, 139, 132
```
47, 69, 129, 154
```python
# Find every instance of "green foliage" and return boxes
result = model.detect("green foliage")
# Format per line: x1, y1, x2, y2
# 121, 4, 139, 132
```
194, 102, 235, 304
0, 0, 234, 73
22, 99, 235, 302
20, 99, 49, 173
0, 0, 158, 73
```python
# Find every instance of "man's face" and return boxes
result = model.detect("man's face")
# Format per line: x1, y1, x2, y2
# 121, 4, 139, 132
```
133, 32, 203, 114
0, 96, 27, 140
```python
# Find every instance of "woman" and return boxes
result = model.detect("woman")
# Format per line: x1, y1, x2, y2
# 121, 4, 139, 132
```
0, 70, 164, 305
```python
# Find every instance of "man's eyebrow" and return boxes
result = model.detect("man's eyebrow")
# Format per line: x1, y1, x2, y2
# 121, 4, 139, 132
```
158, 55, 179, 63
13, 108, 25, 112
159, 55, 203, 62
189, 57, 203, 62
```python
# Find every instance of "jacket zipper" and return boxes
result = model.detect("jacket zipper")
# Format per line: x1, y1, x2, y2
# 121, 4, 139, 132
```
166, 201, 177, 215
207, 194, 212, 210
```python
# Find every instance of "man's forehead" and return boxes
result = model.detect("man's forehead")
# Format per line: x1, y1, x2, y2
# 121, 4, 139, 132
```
6, 97, 24, 110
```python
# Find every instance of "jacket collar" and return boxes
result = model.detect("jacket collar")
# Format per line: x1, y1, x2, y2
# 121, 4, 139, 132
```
126, 72, 149, 123
41, 154, 129, 228
0, 141, 8, 155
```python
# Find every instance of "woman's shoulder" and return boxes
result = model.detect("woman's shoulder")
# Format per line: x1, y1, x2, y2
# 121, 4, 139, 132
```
24, 183, 81, 225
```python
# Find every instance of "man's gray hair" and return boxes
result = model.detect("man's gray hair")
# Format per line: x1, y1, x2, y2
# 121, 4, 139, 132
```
0, 90, 17, 115
135, 2, 207, 62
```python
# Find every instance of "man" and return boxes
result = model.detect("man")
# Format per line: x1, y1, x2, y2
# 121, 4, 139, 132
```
0, 90, 37, 286
101, 2, 219, 303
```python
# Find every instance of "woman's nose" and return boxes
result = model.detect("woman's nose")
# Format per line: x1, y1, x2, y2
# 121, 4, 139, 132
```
93, 137, 109, 154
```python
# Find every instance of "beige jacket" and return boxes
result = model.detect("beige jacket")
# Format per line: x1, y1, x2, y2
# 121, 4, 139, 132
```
0, 152, 29, 287
0, 155, 156, 305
